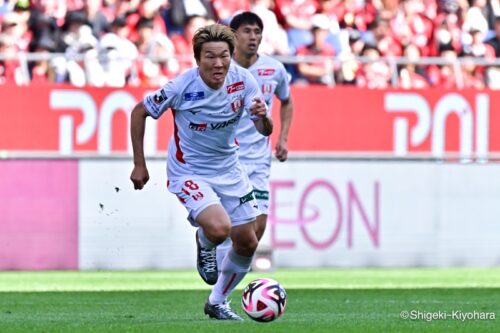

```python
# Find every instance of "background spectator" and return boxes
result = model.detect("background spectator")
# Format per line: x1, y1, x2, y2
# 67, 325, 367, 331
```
134, 16, 178, 87
336, 29, 365, 85
460, 49, 486, 89
427, 44, 459, 88
99, 15, 139, 87
170, 14, 207, 74
212, 0, 250, 24
166, 0, 216, 34
462, 0, 489, 35
390, 0, 434, 56
486, 15, 500, 88
356, 44, 391, 88
0, 33, 26, 84
295, 13, 336, 85
1, 10, 31, 52
398, 43, 429, 89
274, 0, 318, 51
0, 0, 499, 88
28, 36, 57, 84
363, 15, 402, 56
81, 0, 110, 37
250, 0, 290, 55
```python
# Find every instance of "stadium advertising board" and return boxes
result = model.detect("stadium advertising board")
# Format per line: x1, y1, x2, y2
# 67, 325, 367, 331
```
77, 160, 195, 270
0, 86, 499, 157
0, 160, 78, 270
76, 160, 500, 269
268, 161, 500, 267
1, 159, 499, 269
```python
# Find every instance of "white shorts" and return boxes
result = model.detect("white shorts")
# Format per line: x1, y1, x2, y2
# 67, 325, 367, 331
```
243, 161, 270, 215
167, 164, 259, 227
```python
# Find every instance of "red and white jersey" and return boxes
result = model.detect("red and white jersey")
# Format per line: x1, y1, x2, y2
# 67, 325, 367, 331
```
143, 65, 263, 177
234, 55, 290, 163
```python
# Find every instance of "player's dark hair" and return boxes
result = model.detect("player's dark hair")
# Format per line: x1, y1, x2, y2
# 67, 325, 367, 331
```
229, 11, 263, 32
192, 24, 235, 61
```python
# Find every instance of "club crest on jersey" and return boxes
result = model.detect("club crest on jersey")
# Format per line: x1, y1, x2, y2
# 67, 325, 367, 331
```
231, 97, 243, 113
262, 83, 273, 94
227, 81, 245, 94
153, 89, 167, 104
258, 68, 275, 76
184, 91, 205, 101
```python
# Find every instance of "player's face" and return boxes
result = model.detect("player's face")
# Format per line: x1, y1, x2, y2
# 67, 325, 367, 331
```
235, 23, 262, 56
197, 41, 232, 89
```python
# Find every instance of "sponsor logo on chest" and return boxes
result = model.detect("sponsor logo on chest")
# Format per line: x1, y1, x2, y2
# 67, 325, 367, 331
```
210, 114, 241, 130
227, 81, 245, 94
188, 114, 242, 131
257, 68, 275, 76
189, 122, 207, 131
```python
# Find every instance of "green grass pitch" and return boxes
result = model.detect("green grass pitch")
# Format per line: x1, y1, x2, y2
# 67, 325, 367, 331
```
0, 268, 499, 332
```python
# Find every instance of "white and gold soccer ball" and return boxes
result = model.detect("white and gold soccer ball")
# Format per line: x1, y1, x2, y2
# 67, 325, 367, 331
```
241, 278, 287, 322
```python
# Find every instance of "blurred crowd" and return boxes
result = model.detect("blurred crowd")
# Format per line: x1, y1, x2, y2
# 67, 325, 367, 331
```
1, 0, 500, 88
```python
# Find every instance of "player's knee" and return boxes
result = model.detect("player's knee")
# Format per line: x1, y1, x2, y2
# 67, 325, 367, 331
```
234, 233, 258, 256
196, 205, 231, 242
203, 218, 230, 243
209, 222, 231, 243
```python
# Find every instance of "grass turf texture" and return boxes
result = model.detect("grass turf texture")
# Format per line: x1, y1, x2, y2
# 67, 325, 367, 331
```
0, 268, 499, 332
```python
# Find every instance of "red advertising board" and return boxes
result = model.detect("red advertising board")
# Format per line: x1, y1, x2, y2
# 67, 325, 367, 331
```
0, 85, 498, 158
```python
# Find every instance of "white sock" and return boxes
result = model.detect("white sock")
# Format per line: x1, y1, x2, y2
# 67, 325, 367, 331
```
197, 227, 216, 249
216, 237, 233, 273
209, 249, 253, 304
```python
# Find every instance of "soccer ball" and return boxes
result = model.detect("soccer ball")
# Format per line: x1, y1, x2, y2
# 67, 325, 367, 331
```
241, 278, 287, 322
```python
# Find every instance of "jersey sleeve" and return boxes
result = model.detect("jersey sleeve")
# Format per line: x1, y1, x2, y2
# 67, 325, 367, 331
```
243, 71, 267, 121
143, 80, 179, 119
275, 63, 291, 101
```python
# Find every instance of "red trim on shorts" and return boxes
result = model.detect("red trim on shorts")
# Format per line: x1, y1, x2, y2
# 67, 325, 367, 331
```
177, 195, 186, 204
234, 137, 239, 146
172, 109, 186, 164
223, 273, 237, 295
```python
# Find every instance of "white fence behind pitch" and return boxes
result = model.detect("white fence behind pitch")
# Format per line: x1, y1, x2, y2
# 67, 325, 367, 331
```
77, 159, 500, 269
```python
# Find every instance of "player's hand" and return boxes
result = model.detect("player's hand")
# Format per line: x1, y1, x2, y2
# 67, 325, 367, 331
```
275, 140, 288, 162
249, 97, 267, 119
130, 165, 150, 190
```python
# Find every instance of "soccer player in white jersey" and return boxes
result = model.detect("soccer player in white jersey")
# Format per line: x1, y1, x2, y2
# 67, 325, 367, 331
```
216, 12, 294, 268
130, 24, 273, 321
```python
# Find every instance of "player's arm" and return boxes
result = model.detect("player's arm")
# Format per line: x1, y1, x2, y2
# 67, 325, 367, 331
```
244, 70, 273, 136
275, 96, 293, 162
250, 97, 273, 136
130, 83, 174, 189
130, 101, 150, 190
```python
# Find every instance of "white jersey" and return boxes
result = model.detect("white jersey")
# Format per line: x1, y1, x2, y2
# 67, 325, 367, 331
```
143, 65, 263, 177
234, 55, 290, 163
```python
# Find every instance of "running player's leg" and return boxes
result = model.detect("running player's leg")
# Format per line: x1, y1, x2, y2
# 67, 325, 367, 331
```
205, 166, 259, 320
216, 236, 232, 273
195, 205, 231, 285
206, 220, 257, 320
168, 178, 230, 285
